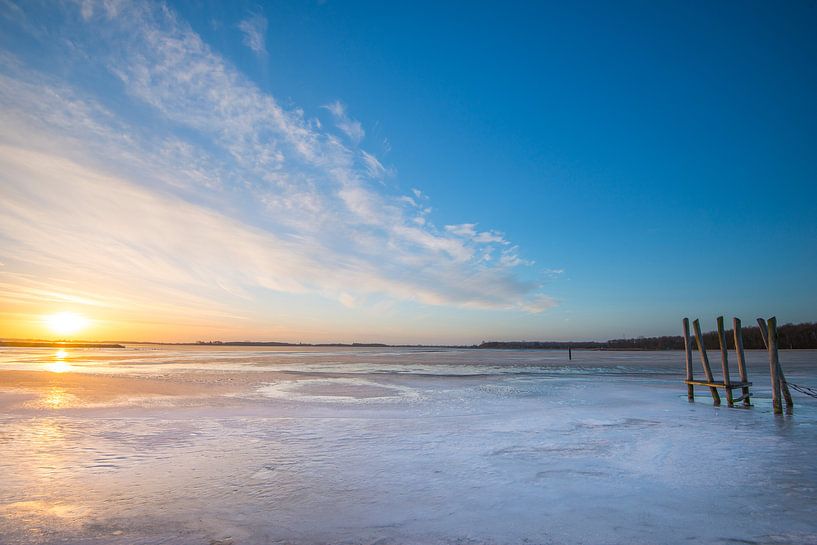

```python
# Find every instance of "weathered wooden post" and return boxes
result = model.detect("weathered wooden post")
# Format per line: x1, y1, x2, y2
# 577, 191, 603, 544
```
732, 318, 751, 406
692, 319, 720, 404
757, 317, 792, 413
766, 317, 783, 415
682, 318, 694, 400
716, 316, 734, 407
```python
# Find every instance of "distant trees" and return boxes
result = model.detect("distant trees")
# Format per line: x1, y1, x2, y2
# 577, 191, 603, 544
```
478, 341, 606, 349
607, 322, 817, 350
479, 322, 817, 350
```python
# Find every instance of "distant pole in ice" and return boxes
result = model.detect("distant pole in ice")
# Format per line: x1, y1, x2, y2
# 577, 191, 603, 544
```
568, 346, 572, 361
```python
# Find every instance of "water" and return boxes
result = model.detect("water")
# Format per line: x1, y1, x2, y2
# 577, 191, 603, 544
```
0, 347, 815, 544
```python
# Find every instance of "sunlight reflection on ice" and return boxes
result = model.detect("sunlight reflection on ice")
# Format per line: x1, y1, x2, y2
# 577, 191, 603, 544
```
20, 387, 81, 409
45, 349, 72, 373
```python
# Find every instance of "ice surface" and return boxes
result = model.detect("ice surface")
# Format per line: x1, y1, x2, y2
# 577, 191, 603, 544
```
0, 347, 816, 544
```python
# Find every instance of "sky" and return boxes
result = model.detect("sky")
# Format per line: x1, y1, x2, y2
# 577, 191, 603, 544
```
0, 0, 816, 344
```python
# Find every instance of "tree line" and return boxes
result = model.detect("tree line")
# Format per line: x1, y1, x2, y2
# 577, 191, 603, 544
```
607, 321, 817, 350
479, 322, 817, 350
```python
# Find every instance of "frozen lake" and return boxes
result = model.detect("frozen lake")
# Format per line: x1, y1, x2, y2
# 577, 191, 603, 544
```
0, 346, 816, 544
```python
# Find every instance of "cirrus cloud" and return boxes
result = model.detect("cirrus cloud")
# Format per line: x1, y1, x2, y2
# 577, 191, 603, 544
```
0, 0, 556, 340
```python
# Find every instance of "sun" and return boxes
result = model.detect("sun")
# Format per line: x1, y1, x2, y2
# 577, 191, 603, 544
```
43, 312, 89, 337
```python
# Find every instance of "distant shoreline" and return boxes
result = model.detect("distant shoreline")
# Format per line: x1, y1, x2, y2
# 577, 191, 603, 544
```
0, 341, 126, 349
2, 320, 816, 350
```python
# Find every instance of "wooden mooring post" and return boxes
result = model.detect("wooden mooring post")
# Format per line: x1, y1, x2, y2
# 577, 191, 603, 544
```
757, 317, 793, 414
732, 318, 751, 407
690, 318, 720, 404
683, 317, 753, 408
716, 316, 734, 407
682, 315, 794, 415
682, 318, 694, 400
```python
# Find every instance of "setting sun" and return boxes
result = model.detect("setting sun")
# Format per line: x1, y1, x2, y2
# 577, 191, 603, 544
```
43, 312, 89, 337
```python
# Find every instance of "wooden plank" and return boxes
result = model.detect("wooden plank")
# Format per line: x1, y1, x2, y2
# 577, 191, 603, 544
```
717, 316, 734, 407
692, 319, 720, 404
682, 318, 694, 400
767, 317, 783, 415
685, 380, 752, 389
733, 318, 751, 406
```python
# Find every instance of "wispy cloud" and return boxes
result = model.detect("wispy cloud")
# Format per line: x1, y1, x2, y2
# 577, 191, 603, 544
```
445, 223, 477, 237
361, 150, 388, 180
0, 0, 556, 339
446, 223, 508, 245
323, 100, 365, 144
237, 11, 267, 55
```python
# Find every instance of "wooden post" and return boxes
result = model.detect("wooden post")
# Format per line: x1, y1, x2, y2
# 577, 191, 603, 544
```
682, 318, 694, 400
692, 319, 720, 404
732, 318, 751, 406
781, 373, 794, 412
766, 317, 783, 415
716, 316, 733, 407
568, 346, 572, 361
757, 318, 768, 348
757, 318, 793, 411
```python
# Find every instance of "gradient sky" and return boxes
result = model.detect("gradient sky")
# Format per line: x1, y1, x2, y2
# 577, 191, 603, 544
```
1, 0, 816, 343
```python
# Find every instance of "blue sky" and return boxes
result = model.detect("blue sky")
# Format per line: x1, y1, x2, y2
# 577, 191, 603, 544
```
0, 0, 815, 343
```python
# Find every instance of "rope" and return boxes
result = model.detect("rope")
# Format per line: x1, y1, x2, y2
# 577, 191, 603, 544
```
784, 381, 817, 399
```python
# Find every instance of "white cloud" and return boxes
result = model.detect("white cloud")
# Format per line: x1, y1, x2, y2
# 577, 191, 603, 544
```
0, 0, 555, 331
79, 0, 94, 21
446, 224, 506, 244
237, 12, 267, 55
361, 150, 387, 180
338, 292, 356, 308
322, 100, 365, 144
499, 246, 533, 268
445, 223, 477, 237
473, 230, 506, 244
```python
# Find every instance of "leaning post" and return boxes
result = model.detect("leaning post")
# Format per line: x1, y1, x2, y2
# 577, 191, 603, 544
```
767, 317, 783, 415
732, 318, 751, 406
716, 316, 734, 407
758, 318, 792, 412
757, 318, 769, 348
692, 319, 720, 404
